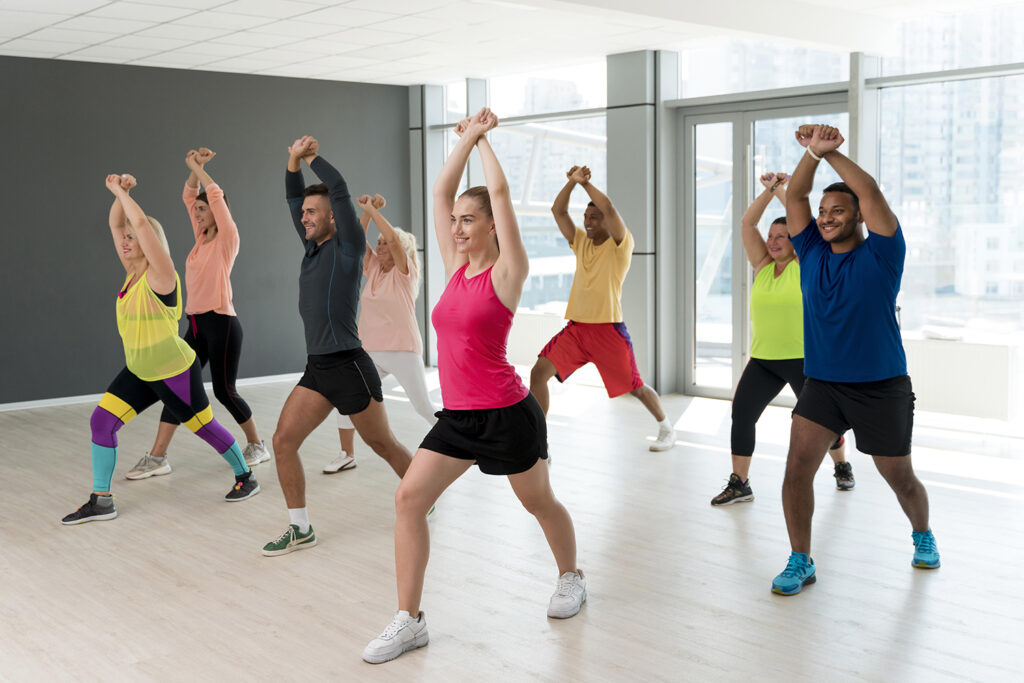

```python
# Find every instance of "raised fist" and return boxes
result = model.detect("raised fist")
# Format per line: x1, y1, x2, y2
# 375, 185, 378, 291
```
120, 173, 137, 191
105, 174, 123, 193
372, 194, 386, 210
288, 136, 312, 158
453, 117, 470, 138
773, 172, 790, 187
196, 147, 216, 164
810, 126, 843, 154
356, 195, 373, 212
759, 172, 776, 189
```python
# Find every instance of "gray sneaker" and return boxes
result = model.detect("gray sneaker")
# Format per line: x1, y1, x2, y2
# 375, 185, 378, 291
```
243, 441, 271, 467
125, 453, 171, 480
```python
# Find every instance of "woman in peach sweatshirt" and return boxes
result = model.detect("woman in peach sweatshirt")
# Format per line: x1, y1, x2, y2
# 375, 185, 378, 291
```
127, 148, 269, 480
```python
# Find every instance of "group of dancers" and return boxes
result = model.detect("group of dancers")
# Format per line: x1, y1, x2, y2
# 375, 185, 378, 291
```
59, 109, 939, 663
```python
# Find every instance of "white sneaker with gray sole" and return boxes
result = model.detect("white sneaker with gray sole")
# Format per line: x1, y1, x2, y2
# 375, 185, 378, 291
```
125, 453, 171, 480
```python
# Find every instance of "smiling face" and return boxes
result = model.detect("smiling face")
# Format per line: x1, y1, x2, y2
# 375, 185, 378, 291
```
193, 199, 217, 236
301, 194, 335, 244
817, 191, 861, 246
119, 228, 143, 261
375, 235, 395, 269
766, 221, 795, 262
583, 204, 610, 242
450, 195, 496, 254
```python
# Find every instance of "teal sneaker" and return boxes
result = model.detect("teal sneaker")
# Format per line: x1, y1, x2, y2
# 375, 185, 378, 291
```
262, 524, 317, 556
771, 552, 816, 595
912, 529, 940, 568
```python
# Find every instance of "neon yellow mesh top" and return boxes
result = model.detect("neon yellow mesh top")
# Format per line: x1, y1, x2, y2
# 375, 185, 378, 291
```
749, 261, 804, 360
115, 270, 196, 381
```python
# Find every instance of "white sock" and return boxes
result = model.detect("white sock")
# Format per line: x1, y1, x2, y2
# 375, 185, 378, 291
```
658, 418, 673, 431
288, 508, 310, 533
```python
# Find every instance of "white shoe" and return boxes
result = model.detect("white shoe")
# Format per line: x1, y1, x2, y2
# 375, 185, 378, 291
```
649, 425, 676, 452
548, 570, 587, 618
362, 610, 429, 664
125, 453, 172, 480
242, 441, 271, 466
323, 452, 357, 474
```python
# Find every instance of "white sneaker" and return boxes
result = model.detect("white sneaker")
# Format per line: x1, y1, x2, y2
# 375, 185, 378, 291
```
362, 610, 429, 664
125, 453, 172, 480
323, 452, 357, 474
649, 425, 676, 452
547, 570, 587, 618
242, 441, 271, 467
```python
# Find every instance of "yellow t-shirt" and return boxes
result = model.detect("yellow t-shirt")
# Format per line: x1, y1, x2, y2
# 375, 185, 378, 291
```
116, 271, 197, 381
564, 227, 634, 323
749, 261, 804, 360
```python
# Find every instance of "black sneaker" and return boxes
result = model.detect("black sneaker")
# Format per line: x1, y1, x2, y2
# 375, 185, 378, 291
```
62, 493, 118, 525
711, 474, 754, 506
833, 462, 855, 491
225, 473, 261, 502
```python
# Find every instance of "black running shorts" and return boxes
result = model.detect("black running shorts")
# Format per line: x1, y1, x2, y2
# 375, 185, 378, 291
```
793, 375, 914, 457
419, 393, 548, 475
298, 347, 383, 415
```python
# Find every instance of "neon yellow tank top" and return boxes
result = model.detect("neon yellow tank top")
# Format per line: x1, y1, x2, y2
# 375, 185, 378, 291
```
115, 271, 196, 381
749, 260, 803, 360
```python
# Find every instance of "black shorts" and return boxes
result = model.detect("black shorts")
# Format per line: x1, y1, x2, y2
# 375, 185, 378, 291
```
419, 394, 548, 475
297, 347, 383, 415
793, 376, 914, 457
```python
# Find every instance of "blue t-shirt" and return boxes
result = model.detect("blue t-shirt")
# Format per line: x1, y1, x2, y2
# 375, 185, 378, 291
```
790, 219, 907, 382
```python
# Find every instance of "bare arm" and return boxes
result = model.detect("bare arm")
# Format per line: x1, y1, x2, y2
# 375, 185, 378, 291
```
551, 167, 582, 245
821, 149, 898, 237
108, 174, 134, 272
477, 132, 529, 300
432, 117, 476, 278
106, 175, 175, 294
785, 125, 821, 238
187, 148, 239, 247
578, 175, 627, 245
742, 173, 784, 271
358, 194, 409, 275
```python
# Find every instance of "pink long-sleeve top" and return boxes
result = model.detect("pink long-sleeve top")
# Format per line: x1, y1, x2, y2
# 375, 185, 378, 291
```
182, 183, 239, 316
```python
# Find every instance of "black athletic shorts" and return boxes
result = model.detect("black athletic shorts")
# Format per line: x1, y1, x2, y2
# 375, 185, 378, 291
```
419, 393, 548, 475
297, 347, 383, 415
793, 375, 914, 457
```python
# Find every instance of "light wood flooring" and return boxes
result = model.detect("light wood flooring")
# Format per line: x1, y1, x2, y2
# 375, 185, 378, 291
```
0, 370, 1021, 682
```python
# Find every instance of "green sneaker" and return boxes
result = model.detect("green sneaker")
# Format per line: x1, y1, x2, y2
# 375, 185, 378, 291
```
262, 524, 317, 557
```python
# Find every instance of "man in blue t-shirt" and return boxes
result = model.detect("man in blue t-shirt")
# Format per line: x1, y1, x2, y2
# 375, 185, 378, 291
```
770, 124, 940, 596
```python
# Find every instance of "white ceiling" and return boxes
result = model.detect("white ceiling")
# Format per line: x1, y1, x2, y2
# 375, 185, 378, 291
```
0, 0, 1007, 85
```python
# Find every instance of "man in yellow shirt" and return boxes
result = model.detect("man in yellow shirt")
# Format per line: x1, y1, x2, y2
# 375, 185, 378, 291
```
530, 165, 675, 451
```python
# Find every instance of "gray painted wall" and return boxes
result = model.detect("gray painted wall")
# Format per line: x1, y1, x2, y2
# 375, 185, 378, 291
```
0, 56, 410, 404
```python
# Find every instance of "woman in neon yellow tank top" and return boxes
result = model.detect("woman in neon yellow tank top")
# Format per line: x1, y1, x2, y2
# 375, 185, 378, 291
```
711, 172, 852, 506
61, 173, 260, 525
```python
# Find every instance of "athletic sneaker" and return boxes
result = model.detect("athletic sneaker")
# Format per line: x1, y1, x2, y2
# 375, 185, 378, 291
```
771, 552, 816, 595
242, 441, 271, 467
912, 529, 941, 569
61, 493, 117, 525
833, 461, 855, 490
547, 570, 587, 618
649, 425, 676, 452
711, 474, 754, 506
362, 610, 429, 664
225, 474, 260, 502
323, 452, 357, 474
125, 453, 171, 480
262, 524, 318, 556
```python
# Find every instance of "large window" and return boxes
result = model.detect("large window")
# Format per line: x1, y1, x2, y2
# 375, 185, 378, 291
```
679, 38, 848, 98
881, 5, 1024, 76
878, 74, 1024, 343
488, 116, 607, 313
489, 62, 606, 117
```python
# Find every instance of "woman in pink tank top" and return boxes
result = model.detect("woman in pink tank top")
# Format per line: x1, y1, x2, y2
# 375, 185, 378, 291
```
362, 109, 586, 665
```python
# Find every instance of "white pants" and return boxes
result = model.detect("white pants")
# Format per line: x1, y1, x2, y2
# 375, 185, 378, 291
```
336, 350, 438, 429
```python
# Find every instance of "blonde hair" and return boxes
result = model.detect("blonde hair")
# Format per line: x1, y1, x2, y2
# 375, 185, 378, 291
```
389, 226, 421, 295
128, 216, 170, 255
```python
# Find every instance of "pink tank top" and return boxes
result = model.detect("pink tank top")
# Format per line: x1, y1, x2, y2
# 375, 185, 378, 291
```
431, 263, 529, 410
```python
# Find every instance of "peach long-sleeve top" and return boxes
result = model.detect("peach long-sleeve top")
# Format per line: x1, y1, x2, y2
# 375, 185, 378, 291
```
182, 183, 239, 316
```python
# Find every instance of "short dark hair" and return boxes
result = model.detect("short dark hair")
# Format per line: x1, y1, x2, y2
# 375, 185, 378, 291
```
822, 182, 859, 214
196, 191, 230, 209
304, 183, 328, 198
586, 201, 597, 208
770, 216, 786, 227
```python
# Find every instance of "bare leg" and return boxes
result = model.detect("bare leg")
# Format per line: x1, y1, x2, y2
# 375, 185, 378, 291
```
239, 417, 261, 445
782, 415, 837, 554
271, 386, 334, 508
529, 356, 558, 415
872, 454, 930, 531
149, 421, 178, 458
337, 427, 356, 455
394, 449, 473, 614
827, 438, 847, 465
507, 458, 578, 575
731, 455, 752, 480
629, 384, 667, 422
349, 399, 412, 478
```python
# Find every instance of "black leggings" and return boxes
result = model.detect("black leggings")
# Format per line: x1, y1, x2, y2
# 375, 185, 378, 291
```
160, 311, 253, 426
731, 357, 840, 457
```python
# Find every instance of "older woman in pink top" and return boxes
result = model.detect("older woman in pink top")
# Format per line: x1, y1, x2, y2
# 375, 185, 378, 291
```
325, 194, 438, 474
362, 108, 584, 665
127, 148, 269, 480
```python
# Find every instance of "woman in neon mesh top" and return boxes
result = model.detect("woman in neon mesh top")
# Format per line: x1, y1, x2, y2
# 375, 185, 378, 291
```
362, 109, 585, 665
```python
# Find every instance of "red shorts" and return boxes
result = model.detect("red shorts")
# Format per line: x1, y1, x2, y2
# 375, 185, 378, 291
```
539, 321, 643, 398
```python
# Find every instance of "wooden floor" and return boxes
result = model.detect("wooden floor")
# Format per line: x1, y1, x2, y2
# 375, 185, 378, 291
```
1, 369, 1021, 682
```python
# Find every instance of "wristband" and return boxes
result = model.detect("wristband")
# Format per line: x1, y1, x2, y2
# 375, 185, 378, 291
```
807, 148, 822, 161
